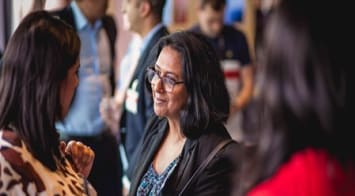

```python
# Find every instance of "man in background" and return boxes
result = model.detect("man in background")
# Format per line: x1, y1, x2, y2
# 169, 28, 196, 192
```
119, 0, 168, 191
191, 0, 254, 142
120, 0, 168, 163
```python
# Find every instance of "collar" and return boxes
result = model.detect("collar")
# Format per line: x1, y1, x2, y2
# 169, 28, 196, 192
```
140, 23, 164, 52
71, 1, 102, 31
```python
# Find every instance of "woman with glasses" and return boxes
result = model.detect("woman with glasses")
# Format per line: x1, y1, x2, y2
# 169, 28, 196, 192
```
127, 31, 240, 195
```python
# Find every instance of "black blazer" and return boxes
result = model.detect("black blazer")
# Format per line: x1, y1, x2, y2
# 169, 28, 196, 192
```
52, 6, 117, 94
120, 26, 169, 161
129, 116, 241, 196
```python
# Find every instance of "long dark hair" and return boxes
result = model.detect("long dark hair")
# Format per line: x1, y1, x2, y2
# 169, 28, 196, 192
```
0, 11, 80, 171
236, 0, 355, 194
151, 31, 230, 138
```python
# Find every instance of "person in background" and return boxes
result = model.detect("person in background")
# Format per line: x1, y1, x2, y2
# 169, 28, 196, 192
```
100, 32, 142, 139
100, 0, 168, 192
190, 0, 254, 142
253, 0, 277, 55
129, 31, 240, 195
119, 0, 168, 163
0, 11, 95, 195
13, 0, 45, 24
52, 0, 122, 195
235, 0, 355, 195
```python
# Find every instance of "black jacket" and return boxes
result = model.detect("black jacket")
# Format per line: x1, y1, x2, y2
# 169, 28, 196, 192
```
120, 26, 169, 161
129, 116, 241, 195
52, 6, 117, 94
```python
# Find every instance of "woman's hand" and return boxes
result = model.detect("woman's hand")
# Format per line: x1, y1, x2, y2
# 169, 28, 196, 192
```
61, 141, 95, 178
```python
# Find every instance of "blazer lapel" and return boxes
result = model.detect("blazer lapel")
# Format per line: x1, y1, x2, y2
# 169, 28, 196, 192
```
171, 138, 198, 192
129, 120, 168, 194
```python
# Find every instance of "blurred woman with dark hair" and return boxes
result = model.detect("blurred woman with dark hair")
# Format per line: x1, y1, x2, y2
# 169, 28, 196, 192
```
235, 0, 355, 195
0, 11, 95, 195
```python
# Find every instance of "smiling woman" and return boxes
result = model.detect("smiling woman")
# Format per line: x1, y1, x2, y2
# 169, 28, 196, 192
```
148, 46, 188, 119
128, 31, 241, 196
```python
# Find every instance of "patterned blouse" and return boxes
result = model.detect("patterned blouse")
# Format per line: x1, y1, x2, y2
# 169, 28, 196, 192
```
137, 156, 180, 196
0, 129, 96, 195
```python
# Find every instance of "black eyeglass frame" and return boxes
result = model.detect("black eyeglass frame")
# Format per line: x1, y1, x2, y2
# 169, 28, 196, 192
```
146, 67, 184, 92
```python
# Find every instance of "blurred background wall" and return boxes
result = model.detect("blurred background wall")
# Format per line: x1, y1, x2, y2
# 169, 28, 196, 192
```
1, 0, 262, 73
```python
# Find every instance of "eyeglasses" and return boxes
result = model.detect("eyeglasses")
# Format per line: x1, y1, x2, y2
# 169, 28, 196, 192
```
146, 67, 184, 92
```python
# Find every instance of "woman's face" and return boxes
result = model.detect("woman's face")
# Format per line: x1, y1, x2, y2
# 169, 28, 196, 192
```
151, 46, 188, 119
59, 60, 80, 119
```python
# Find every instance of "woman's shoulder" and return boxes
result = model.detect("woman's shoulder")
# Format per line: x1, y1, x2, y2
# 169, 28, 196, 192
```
0, 129, 28, 165
0, 129, 90, 195
0, 129, 23, 147
0, 130, 46, 192
191, 123, 241, 165
248, 148, 355, 196
175, 124, 241, 195
198, 122, 239, 149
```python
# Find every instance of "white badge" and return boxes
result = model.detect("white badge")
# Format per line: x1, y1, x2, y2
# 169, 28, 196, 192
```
125, 80, 139, 114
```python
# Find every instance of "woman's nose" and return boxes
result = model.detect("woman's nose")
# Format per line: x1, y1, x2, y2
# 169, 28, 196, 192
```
153, 77, 165, 93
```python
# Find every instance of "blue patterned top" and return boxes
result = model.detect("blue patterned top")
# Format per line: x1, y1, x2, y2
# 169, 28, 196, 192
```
137, 156, 180, 196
